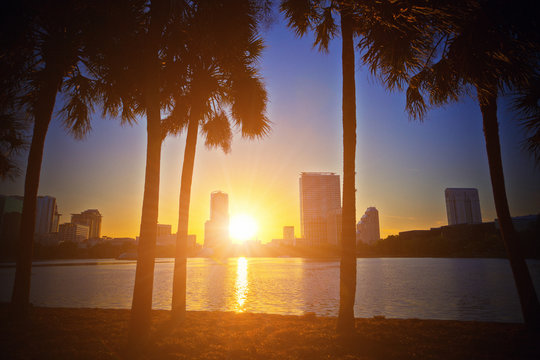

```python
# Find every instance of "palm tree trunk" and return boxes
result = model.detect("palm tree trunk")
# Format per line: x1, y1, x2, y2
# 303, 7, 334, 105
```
337, 8, 357, 333
128, 0, 167, 346
171, 116, 199, 322
11, 67, 62, 320
479, 90, 540, 330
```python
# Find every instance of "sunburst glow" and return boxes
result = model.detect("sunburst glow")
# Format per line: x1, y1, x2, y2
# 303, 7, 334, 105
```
229, 214, 258, 242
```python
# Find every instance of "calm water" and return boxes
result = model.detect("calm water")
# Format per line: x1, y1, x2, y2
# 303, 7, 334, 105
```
1, 257, 540, 323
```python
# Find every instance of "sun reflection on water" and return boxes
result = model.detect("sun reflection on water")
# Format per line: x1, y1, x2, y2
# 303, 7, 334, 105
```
234, 257, 248, 312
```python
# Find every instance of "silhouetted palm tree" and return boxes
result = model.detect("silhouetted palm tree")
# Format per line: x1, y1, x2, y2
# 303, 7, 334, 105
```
166, 0, 270, 322
4, 0, 115, 319
0, 115, 26, 180
358, 0, 540, 329
513, 74, 540, 164
90, 0, 181, 346
281, 0, 358, 332
116, 0, 173, 347
0, 2, 30, 180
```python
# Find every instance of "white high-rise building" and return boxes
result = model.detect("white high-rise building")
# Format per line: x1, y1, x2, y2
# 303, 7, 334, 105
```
356, 207, 380, 245
299, 172, 341, 246
35, 196, 60, 235
445, 188, 482, 225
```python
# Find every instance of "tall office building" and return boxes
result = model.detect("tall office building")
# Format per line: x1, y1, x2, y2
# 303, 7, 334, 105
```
299, 172, 341, 246
356, 207, 380, 245
35, 196, 60, 235
445, 188, 482, 225
204, 191, 230, 248
71, 209, 102, 239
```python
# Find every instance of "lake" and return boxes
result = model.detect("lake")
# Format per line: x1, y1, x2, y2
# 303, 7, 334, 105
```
1, 257, 540, 323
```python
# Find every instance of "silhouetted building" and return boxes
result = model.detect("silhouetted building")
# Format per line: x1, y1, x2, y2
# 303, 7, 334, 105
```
0, 195, 23, 215
283, 226, 295, 246
299, 172, 341, 246
1, 195, 61, 245
495, 214, 540, 232
0, 195, 23, 231
156, 224, 175, 246
36, 196, 60, 235
445, 188, 482, 225
356, 207, 380, 245
58, 223, 89, 243
204, 191, 230, 248
0, 195, 23, 258
187, 234, 197, 248
157, 224, 172, 236
71, 209, 101, 239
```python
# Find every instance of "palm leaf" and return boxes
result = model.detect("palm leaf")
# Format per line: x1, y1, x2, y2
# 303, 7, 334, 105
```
203, 110, 232, 153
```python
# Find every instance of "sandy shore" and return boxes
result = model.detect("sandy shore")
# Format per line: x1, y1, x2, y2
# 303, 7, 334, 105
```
2, 306, 539, 359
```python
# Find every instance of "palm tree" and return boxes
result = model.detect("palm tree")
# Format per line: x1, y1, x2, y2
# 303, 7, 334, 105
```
4, 0, 117, 319
166, 0, 270, 321
0, 2, 30, 180
357, 0, 540, 329
0, 115, 26, 180
513, 74, 540, 164
88, 0, 181, 346
280, 0, 358, 332
119, 0, 173, 346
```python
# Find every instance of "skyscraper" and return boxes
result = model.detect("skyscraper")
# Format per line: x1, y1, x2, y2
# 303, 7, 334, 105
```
204, 191, 230, 248
356, 207, 380, 245
35, 196, 60, 235
445, 188, 482, 225
299, 172, 341, 246
71, 209, 102, 239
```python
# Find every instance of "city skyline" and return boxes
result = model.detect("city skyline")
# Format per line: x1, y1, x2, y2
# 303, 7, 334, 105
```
0, 18, 539, 242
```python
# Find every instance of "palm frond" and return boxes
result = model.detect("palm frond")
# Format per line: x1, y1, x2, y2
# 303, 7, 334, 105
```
513, 74, 540, 164
162, 95, 190, 137
314, 6, 337, 53
280, 0, 316, 37
230, 70, 270, 139
203, 110, 232, 153
59, 69, 98, 140
0, 112, 27, 180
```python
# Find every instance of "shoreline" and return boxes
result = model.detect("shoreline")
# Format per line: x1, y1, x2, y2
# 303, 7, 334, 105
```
2, 306, 539, 359
2, 255, 535, 265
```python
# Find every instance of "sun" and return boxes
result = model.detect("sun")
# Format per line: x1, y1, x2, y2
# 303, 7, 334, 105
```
229, 214, 258, 242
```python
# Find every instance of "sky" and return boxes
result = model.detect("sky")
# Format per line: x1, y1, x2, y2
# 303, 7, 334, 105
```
1, 15, 539, 243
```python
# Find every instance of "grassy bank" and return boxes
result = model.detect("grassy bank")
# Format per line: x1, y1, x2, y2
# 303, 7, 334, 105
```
1, 306, 539, 359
